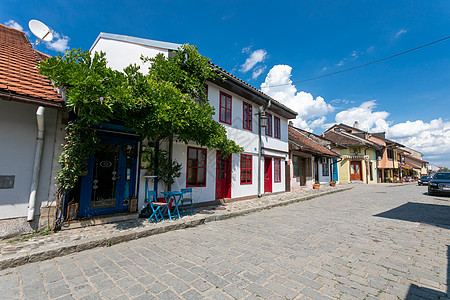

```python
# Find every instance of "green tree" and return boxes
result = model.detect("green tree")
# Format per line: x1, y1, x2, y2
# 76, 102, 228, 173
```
39, 45, 242, 228
437, 167, 450, 172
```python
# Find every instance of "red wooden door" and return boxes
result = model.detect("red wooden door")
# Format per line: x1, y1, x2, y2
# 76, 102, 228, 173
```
216, 152, 231, 199
350, 161, 362, 181
264, 157, 272, 193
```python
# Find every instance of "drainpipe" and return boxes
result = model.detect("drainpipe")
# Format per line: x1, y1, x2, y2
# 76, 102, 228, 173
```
27, 106, 45, 221
257, 99, 272, 197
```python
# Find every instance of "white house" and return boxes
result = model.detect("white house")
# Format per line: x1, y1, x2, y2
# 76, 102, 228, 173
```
89, 33, 298, 215
0, 24, 66, 238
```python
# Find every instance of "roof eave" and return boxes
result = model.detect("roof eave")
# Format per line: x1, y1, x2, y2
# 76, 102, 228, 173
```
90, 32, 182, 53
0, 90, 64, 109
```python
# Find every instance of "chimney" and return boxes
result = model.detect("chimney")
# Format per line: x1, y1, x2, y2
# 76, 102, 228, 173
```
289, 121, 294, 127
353, 121, 359, 129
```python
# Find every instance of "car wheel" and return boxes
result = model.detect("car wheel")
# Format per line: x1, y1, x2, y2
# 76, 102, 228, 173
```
428, 190, 434, 196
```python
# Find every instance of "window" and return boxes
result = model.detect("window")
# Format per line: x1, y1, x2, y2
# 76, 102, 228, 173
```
220, 92, 232, 124
293, 156, 300, 177
187, 147, 207, 187
376, 150, 383, 160
274, 158, 281, 182
274, 116, 281, 139
243, 102, 252, 131
194, 85, 208, 105
322, 158, 329, 176
387, 149, 394, 160
240, 154, 252, 184
265, 113, 272, 136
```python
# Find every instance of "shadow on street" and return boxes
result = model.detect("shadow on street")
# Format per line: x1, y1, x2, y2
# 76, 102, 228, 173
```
374, 202, 450, 228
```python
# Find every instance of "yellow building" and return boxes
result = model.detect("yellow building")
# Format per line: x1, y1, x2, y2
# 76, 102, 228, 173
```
323, 125, 381, 184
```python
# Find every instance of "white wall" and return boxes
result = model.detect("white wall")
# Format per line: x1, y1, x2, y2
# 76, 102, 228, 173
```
91, 38, 170, 73
93, 40, 292, 205
0, 101, 60, 219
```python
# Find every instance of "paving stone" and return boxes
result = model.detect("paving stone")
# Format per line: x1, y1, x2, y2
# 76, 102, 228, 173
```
288, 274, 322, 290
245, 283, 273, 298
47, 284, 71, 298
191, 279, 213, 292
157, 289, 182, 300
100, 287, 125, 299
264, 282, 298, 299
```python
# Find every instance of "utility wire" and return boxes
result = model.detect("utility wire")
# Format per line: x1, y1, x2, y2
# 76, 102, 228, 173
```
266, 36, 450, 88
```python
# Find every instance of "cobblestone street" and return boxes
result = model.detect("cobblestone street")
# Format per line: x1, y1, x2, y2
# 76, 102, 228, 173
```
0, 184, 449, 299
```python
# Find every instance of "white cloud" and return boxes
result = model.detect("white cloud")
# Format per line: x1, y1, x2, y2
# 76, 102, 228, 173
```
240, 49, 267, 72
252, 66, 266, 80
336, 50, 359, 67
242, 46, 252, 54
45, 32, 70, 52
334, 100, 390, 132
334, 100, 450, 167
394, 29, 407, 39
261, 65, 334, 131
5, 20, 23, 31
388, 119, 443, 138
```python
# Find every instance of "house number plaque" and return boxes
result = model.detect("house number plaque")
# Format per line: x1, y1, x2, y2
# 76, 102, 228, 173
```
0, 175, 15, 189
100, 160, 112, 168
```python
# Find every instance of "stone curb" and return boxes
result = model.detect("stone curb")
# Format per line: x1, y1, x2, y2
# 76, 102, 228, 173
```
0, 186, 352, 271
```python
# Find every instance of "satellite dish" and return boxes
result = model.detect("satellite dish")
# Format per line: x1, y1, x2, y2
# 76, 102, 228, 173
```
28, 19, 53, 45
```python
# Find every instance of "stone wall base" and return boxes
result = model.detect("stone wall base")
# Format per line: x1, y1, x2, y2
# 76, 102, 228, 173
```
0, 206, 56, 240
38, 206, 56, 231
0, 217, 34, 240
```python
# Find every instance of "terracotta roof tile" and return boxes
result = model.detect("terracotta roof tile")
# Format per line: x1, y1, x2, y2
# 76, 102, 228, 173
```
289, 126, 339, 157
0, 23, 62, 106
323, 130, 366, 147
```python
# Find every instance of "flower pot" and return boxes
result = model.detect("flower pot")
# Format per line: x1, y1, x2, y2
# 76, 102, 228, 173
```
313, 184, 320, 189
330, 182, 336, 187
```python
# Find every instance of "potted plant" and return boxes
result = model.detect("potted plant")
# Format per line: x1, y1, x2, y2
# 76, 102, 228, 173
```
313, 180, 320, 189
148, 150, 182, 192
330, 180, 336, 187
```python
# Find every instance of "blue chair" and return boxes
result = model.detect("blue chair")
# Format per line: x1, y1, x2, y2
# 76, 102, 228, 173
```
147, 191, 170, 222
180, 188, 193, 216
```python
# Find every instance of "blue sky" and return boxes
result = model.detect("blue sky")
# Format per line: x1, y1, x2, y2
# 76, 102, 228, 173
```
2, 0, 449, 168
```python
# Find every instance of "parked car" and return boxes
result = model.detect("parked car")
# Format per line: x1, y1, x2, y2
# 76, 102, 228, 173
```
418, 175, 432, 185
428, 172, 450, 196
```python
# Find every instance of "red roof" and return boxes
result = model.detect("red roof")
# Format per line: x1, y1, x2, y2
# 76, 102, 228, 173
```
289, 126, 339, 157
0, 24, 62, 107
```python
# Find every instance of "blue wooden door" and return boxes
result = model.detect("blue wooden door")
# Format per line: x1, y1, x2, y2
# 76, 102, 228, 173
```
332, 158, 339, 181
78, 135, 138, 218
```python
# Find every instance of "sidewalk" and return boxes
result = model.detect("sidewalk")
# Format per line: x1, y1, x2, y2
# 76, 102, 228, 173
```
0, 185, 354, 270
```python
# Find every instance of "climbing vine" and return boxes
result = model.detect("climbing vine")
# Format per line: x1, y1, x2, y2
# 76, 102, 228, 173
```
55, 121, 99, 193
39, 44, 243, 227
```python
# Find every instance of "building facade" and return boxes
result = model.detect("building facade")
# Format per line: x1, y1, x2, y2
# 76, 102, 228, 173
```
86, 33, 297, 217
0, 24, 65, 238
